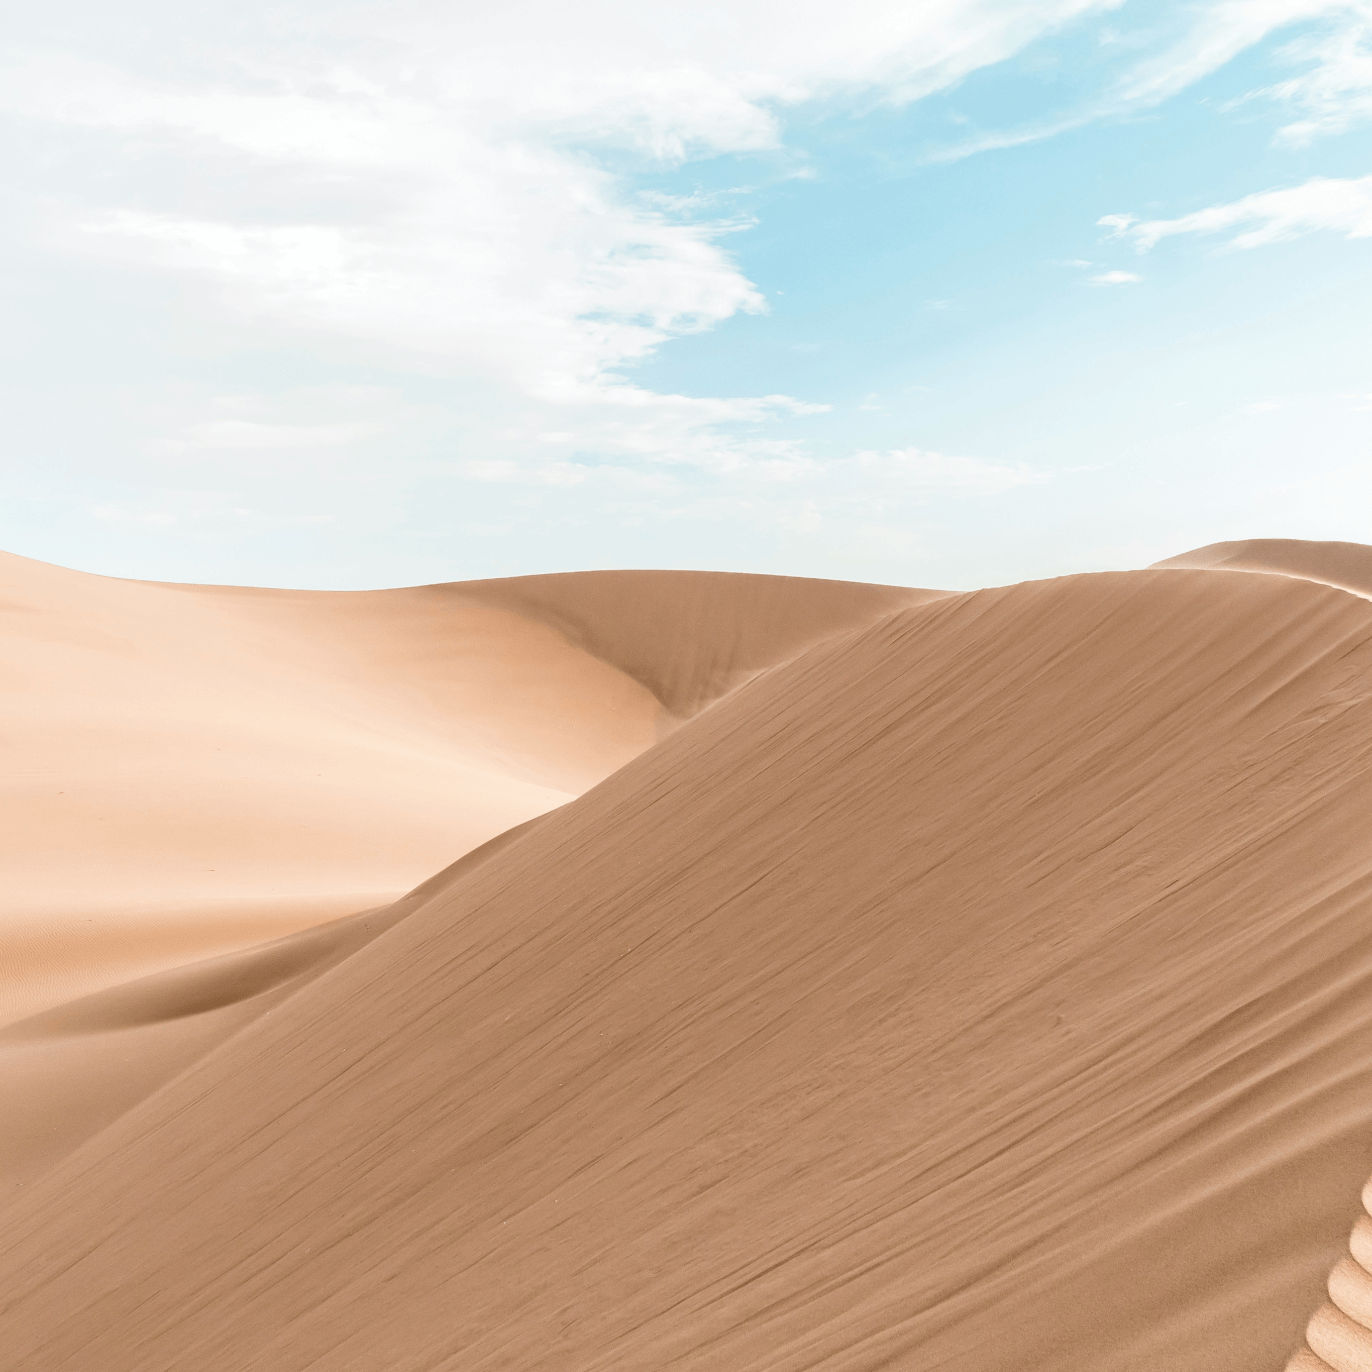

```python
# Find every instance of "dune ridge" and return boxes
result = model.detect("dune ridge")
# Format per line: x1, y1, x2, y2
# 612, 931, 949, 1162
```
0, 818, 544, 1189
1151, 537, 1372, 598
452, 568, 946, 720
6, 562, 1372, 1369
1, 551, 934, 1027
0, 555, 940, 1187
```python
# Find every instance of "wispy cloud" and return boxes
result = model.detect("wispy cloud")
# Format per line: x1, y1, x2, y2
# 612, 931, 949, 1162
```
89, 492, 334, 528
924, 2, 1372, 166
1102, 174, 1372, 250
1090, 270, 1142, 284
2, 3, 1118, 381
177, 421, 385, 452
853, 447, 1047, 495
0, 0, 1123, 488
1110, 0, 1353, 108
1240, 4, 1372, 143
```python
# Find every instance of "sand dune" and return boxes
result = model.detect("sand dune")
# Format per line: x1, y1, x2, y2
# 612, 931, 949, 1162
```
0, 552, 934, 1028
0, 554, 938, 1185
1152, 537, 1372, 598
6, 552, 1372, 1369
0, 821, 532, 1190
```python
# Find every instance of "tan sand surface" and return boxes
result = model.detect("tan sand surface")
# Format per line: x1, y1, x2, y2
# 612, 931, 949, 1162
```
1, 552, 933, 1028
5, 556, 1372, 1369
0, 554, 937, 1186
1152, 537, 1372, 598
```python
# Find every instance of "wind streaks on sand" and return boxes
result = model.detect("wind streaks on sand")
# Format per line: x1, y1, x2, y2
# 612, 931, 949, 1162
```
0, 556, 936, 1186
4, 543, 1372, 1369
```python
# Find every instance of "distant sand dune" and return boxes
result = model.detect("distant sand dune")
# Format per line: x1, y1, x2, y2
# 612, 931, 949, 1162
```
0, 552, 934, 1028
6, 556, 1372, 1370
0, 819, 537, 1188
0, 554, 939, 1185
1152, 537, 1372, 598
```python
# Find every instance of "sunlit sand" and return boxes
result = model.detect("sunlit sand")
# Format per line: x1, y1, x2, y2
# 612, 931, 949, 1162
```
5, 540, 1372, 1372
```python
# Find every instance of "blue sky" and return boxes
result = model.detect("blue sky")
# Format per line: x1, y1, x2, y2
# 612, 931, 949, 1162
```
2, 0, 1370, 589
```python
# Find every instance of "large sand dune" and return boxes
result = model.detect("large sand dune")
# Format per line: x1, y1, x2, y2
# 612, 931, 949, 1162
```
0, 554, 939, 1184
4, 545, 1372, 1369
0, 552, 934, 1025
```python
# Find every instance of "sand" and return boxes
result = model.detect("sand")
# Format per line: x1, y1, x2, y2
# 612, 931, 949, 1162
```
0, 553, 939, 1185
1151, 537, 1372, 598
3, 541, 1372, 1370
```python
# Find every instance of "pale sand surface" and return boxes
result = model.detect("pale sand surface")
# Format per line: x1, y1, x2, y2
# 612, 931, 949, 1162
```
5, 551, 1372, 1369
1, 552, 933, 1027
0, 555, 938, 1186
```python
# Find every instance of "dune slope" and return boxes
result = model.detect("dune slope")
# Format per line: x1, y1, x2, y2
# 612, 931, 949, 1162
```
1, 553, 930, 1026
5, 567, 1372, 1370
0, 556, 937, 1189
455, 567, 945, 720
0, 819, 539, 1190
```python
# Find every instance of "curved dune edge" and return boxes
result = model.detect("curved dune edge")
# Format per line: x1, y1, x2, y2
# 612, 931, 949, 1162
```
7, 568, 1372, 1369
2, 552, 936, 1027
1150, 537, 1372, 599
448, 568, 949, 721
0, 817, 547, 1190
0, 563, 940, 1190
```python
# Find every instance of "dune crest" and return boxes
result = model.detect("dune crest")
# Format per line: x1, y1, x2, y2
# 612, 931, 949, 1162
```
0, 555, 941, 1187
0, 817, 545, 1188
6, 566, 1372, 1369
1, 552, 930, 1026
452, 568, 947, 721
1151, 537, 1372, 598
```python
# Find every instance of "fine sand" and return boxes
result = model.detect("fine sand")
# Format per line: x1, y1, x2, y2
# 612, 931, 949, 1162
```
0, 552, 939, 1185
4, 540, 1372, 1370
1151, 537, 1372, 598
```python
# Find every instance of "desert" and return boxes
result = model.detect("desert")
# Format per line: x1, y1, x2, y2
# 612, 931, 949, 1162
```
5, 539, 1372, 1370
6, 3, 1371, 1364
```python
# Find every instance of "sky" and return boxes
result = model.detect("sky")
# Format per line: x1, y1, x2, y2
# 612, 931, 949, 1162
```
2, 0, 1370, 590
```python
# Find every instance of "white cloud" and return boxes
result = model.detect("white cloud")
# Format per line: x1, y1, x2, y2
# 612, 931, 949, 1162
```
88, 491, 334, 528
1096, 214, 1135, 235
854, 447, 1047, 494
931, 2, 1372, 163
0, 0, 1116, 483
1089, 270, 1142, 283
180, 421, 385, 451
1244, 4, 1372, 142
1105, 174, 1372, 250
776, 502, 825, 533
90, 502, 180, 527
1112, 0, 1352, 108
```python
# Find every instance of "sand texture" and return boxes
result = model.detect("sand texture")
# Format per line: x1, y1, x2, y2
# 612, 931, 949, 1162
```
5, 546, 1372, 1369
1152, 537, 1372, 598
0, 554, 938, 1185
